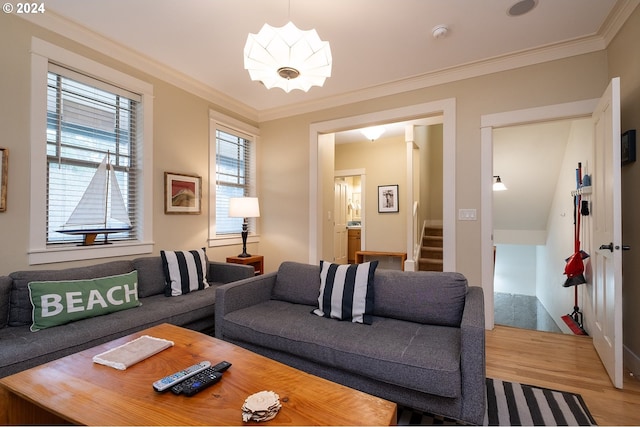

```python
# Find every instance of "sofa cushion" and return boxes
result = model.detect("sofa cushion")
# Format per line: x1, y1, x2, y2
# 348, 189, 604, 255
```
271, 262, 321, 305
132, 256, 167, 298
373, 270, 468, 327
28, 271, 141, 331
161, 248, 209, 296
312, 261, 377, 324
8, 260, 134, 327
223, 300, 461, 398
0, 276, 12, 328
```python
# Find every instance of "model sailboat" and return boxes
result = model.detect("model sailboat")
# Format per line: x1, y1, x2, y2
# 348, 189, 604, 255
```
59, 155, 132, 245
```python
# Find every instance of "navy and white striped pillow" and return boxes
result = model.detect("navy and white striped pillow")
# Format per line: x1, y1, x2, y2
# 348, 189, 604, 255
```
313, 260, 378, 324
161, 248, 209, 296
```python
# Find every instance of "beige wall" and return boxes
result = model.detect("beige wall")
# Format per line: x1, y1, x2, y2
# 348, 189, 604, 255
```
259, 52, 609, 278
335, 136, 406, 253
608, 5, 640, 375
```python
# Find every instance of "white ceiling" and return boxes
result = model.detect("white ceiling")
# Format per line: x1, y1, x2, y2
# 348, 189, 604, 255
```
38, 0, 626, 121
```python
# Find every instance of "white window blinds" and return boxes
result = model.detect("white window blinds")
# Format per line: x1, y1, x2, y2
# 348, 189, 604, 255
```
46, 63, 141, 244
215, 126, 255, 235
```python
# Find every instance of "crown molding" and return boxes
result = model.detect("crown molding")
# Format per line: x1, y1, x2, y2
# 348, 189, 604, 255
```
599, 0, 640, 46
257, 34, 607, 122
19, 11, 260, 123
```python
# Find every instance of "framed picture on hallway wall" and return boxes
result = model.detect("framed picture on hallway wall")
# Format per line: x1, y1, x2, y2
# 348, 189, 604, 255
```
378, 185, 398, 213
164, 172, 201, 214
0, 148, 7, 212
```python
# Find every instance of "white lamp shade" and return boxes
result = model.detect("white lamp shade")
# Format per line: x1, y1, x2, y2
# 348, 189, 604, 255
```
229, 197, 260, 218
493, 176, 507, 191
243, 22, 332, 93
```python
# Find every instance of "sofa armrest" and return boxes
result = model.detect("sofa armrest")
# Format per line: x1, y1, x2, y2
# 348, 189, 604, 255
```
208, 261, 255, 284
215, 272, 277, 339
459, 285, 486, 425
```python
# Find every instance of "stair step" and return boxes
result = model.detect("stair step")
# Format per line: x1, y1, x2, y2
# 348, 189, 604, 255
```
424, 226, 443, 237
421, 247, 443, 259
418, 258, 444, 272
423, 235, 443, 247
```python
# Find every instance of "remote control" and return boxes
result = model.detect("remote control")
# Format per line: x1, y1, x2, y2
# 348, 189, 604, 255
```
153, 361, 211, 392
173, 368, 223, 396
211, 360, 232, 372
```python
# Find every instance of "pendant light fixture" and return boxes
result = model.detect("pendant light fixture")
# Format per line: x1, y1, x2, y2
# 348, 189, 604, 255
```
243, 2, 332, 93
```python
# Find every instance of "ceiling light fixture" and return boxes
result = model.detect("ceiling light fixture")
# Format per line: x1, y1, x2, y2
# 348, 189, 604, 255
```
493, 175, 508, 191
361, 126, 385, 141
243, 16, 332, 93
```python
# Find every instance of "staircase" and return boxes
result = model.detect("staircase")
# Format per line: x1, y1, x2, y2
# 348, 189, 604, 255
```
419, 225, 443, 272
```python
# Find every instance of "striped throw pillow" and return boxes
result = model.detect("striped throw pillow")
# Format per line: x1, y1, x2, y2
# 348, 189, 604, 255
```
161, 248, 209, 296
313, 260, 378, 324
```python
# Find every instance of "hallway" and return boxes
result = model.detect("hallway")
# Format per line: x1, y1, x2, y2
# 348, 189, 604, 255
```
494, 292, 561, 333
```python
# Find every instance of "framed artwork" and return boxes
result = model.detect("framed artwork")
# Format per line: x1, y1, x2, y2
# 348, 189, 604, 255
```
378, 184, 399, 213
164, 172, 201, 214
621, 129, 636, 165
0, 148, 7, 212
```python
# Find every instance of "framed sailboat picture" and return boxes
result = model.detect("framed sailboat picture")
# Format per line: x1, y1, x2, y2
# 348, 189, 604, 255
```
165, 172, 201, 214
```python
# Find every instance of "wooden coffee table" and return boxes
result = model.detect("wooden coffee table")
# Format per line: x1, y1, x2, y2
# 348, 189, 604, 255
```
0, 323, 397, 425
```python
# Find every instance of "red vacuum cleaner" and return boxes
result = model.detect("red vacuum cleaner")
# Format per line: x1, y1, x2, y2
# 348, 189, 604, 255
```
561, 162, 588, 335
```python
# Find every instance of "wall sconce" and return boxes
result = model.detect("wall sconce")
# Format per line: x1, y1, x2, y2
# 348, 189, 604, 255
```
493, 176, 507, 191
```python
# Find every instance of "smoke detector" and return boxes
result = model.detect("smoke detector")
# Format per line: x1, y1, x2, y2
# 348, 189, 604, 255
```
432, 25, 449, 39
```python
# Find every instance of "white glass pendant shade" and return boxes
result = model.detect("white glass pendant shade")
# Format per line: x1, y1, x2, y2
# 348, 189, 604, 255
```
244, 22, 332, 93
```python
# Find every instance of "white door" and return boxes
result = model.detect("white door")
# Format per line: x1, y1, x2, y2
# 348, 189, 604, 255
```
591, 77, 623, 389
333, 180, 348, 264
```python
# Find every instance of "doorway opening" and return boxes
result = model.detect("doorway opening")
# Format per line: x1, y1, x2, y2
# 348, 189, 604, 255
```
492, 119, 593, 333
480, 99, 598, 331
309, 99, 456, 272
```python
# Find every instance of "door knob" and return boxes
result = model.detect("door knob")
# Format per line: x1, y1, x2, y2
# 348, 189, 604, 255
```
599, 243, 613, 252
599, 243, 631, 251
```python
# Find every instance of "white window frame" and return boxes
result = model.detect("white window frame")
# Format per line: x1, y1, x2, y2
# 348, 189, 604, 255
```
29, 38, 154, 264
208, 110, 259, 247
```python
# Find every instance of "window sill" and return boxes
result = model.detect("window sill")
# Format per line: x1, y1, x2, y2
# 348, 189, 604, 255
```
208, 235, 260, 248
28, 241, 154, 265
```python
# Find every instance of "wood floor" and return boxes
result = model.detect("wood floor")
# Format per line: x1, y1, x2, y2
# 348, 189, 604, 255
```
486, 325, 640, 426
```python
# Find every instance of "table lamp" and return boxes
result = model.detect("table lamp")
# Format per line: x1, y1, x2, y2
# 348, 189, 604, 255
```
229, 197, 260, 258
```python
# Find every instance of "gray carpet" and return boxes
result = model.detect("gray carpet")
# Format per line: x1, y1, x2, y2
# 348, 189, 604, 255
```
397, 378, 596, 426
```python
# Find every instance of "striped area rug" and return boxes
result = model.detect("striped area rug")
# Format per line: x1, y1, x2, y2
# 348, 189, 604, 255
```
397, 378, 597, 426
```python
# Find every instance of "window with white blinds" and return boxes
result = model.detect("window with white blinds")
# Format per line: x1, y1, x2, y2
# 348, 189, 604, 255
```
46, 64, 140, 244
215, 126, 255, 235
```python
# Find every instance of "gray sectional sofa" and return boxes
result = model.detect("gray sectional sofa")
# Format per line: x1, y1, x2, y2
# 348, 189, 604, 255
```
0, 256, 254, 378
215, 261, 486, 425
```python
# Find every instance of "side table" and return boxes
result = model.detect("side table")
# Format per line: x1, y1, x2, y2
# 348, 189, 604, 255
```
226, 255, 264, 275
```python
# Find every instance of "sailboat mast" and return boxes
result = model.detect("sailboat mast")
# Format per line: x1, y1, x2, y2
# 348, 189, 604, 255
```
104, 152, 110, 229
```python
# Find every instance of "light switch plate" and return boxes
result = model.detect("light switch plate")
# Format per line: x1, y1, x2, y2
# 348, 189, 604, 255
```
458, 209, 477, 221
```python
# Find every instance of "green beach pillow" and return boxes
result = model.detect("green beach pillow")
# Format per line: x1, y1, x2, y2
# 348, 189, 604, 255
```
28, 270, 141, 332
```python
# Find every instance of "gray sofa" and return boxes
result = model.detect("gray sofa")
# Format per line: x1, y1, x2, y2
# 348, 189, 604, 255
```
0, 256, 254, 378
216, 261, 486, 425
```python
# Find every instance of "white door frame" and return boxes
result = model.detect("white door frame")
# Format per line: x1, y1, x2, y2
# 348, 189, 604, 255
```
335, 168, 367, 252
480, 99, 598, 329
309, 99, 457, 270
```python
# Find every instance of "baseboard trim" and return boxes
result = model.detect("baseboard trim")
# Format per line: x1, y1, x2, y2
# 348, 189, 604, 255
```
624, 344, 640, 379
